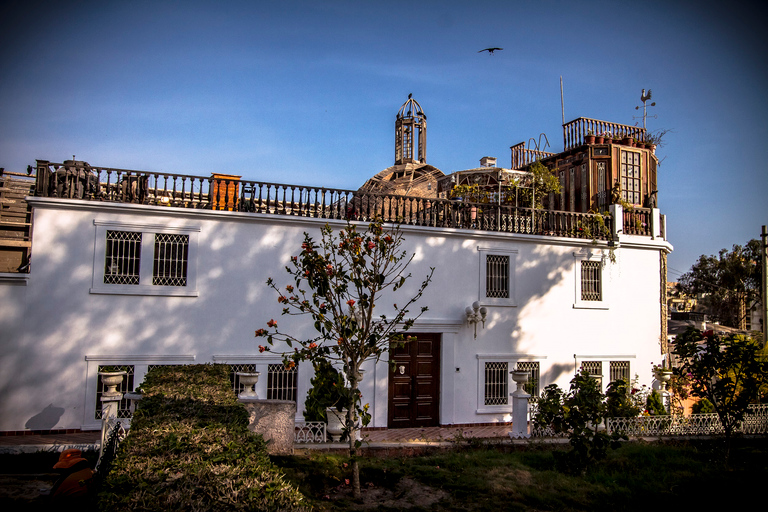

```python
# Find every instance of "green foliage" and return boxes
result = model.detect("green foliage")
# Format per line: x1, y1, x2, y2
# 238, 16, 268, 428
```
99, 364, 308, 512
605, 379, 641, 418
513, 161, 561, 209
692, 398, 715, 414
645, 390, 668, 416
533, 371, 627, 474
673, 327, 768, 446
678, 239, 762, 328
303, 359, 347, 422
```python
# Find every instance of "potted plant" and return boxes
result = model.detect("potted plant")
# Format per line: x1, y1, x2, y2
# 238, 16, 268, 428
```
603, 132, 614, 144
584, 130, 596, 144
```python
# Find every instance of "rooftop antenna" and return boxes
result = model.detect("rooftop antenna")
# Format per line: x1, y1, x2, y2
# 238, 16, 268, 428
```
634, 88, 656, 130
560, 76, 565, 149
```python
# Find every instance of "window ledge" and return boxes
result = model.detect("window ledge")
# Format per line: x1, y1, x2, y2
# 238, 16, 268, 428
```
90, 285, 198, 297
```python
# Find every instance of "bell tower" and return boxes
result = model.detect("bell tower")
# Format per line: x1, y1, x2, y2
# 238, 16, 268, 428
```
395, 95, 427, 165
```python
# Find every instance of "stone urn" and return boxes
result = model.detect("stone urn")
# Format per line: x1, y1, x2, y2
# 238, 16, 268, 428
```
99, 371, 127, 397
511, 370, 530, 394
326, 407, 346, 437
237, 372, 260, 399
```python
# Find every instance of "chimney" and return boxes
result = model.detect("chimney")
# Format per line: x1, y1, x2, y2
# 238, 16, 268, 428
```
480, 156, 497, 168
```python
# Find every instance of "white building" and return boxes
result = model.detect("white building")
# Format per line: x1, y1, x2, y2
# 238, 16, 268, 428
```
0, 100, 672, 434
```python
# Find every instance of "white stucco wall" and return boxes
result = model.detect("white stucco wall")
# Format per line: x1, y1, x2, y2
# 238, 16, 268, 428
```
0, 198, 671, 432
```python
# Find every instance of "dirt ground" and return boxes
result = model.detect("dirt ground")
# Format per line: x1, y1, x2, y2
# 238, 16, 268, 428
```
323, 476, 448, 510
0, 474, 56, 511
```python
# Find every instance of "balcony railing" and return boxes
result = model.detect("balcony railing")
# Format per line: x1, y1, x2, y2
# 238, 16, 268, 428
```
562, 117, 646, 151
509, 142, 557, 169
32, 160, 618, 240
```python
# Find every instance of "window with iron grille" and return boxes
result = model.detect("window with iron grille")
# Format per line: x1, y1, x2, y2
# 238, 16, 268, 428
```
581, 260, 601, 301
580, 164, 588, 213
104, 231, 141, 285
95, 365, 135, 420
484, 361, 508, 406
486, 255, 510, 298
228, 364, 257, 395
516, 361, 540, 397
92, 221, 199, 296
609, 361, 630, 384
620, 151, 641, 205
581, 360, 603, 389
268, 363, 298, 401
153, 233, 189, 286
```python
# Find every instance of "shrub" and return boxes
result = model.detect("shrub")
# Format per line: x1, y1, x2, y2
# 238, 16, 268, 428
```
99, 364, 308, 511
533, 370, 626, 474
692, 398, 716, 414
646, 390, 668, 416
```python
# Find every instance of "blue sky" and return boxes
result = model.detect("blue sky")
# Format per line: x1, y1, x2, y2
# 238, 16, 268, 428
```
1, 0, 766, 275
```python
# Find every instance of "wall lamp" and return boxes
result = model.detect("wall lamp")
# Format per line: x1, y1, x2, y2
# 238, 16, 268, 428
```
465, 301, 488, 339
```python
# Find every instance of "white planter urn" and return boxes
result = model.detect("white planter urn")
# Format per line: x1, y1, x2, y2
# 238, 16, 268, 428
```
511, 370, 530, 395
99, 371, 127, 398
326, 407, 346, 437
237, 372, 260, 398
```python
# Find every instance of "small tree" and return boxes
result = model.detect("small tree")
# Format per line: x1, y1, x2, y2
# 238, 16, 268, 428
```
672, 327, 768, 460
533, 370, 626, 474
257, 219, 433, 498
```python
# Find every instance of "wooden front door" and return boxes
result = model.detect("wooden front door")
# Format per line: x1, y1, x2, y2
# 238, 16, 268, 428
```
388, 333, 440, 428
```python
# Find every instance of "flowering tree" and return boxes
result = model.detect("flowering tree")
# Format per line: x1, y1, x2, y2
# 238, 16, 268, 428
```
256, 219, 433, 497
672, 327, 768, 460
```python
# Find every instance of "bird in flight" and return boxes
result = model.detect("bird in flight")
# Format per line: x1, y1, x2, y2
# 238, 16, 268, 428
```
478, 47, 503, 55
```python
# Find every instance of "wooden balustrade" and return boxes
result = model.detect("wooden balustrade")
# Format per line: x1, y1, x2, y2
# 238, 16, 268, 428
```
33, 161, 623, 241
562, 117, 646, 150
623, 207, 652, 236
510, 142, 556, 169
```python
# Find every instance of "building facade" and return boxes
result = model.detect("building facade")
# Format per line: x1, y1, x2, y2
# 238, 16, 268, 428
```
0, 99, 672, 434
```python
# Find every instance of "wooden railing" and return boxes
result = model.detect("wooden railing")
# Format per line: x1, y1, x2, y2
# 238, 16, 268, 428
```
32, 160, 617, 240
562, 117, 646, 151
623, 207, 652, 236
510, 142, 556, 169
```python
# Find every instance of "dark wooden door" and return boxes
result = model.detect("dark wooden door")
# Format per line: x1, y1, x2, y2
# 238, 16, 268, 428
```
388, 333, 440, 428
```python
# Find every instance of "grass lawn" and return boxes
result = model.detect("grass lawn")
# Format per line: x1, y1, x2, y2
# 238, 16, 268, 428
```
274, 437, 768, 511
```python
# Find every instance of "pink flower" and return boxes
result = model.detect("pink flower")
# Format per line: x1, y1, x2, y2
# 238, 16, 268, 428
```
367, 241, 375, 250
267, 319, 277, 328
258, 345, 266, 353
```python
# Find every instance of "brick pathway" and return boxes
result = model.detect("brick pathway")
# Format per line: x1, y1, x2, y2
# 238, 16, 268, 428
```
0, 424, 514, 452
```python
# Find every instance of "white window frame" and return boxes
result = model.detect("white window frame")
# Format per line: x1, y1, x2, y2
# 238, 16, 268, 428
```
573, 249, 609, 310
90, 220, 200, 296
477, 246, 517, 307
574, 355, 635, 392
476, 354, 546, 414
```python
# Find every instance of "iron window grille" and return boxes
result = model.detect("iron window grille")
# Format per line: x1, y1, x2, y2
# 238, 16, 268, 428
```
153, 233, 189, 286
268, 363, 298, 401
486, 255, 510, 298
95, 365, 135, 419
104, 230, 142, 285
515, 361, 540, 397
580, 260, 602, 301
582, 360, 603, 389
609, 360, 630, 384
484, 361, 509, 406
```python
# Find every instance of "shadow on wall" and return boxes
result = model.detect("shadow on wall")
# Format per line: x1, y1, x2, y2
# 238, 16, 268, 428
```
25, 403, 65, 430
540, 363, 573, 389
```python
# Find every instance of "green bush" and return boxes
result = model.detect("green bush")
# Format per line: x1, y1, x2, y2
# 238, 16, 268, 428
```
533, 370, 626, 475
99, 364, 308, 511
692, 398, 715, 414
646, 390, 668, 416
